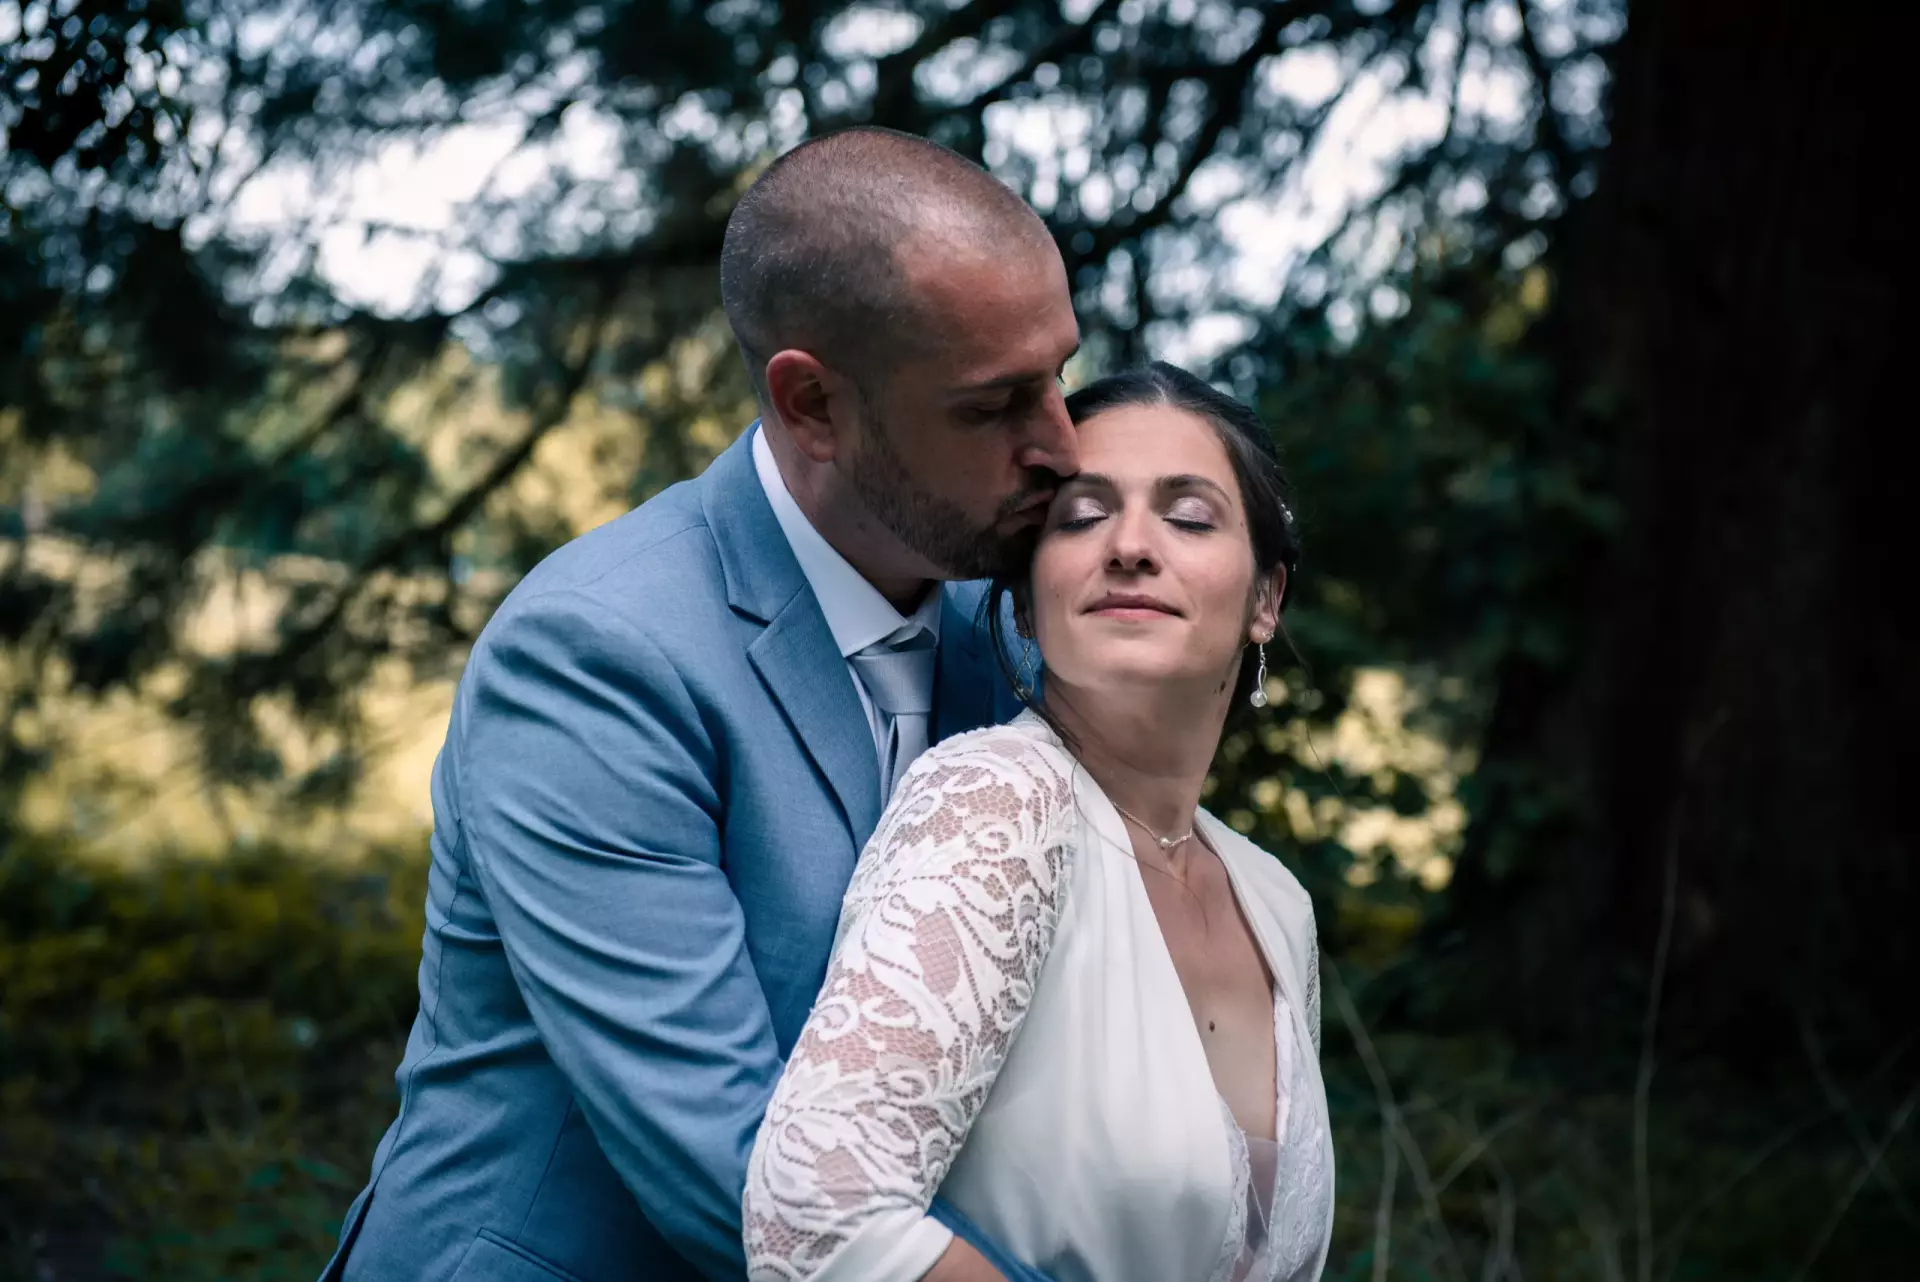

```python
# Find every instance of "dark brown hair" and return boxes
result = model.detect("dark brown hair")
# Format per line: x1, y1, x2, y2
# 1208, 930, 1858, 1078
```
984, 362, 1302, 733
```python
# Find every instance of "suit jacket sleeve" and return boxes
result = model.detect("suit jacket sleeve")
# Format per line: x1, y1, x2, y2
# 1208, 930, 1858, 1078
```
455, 586, 772, 1281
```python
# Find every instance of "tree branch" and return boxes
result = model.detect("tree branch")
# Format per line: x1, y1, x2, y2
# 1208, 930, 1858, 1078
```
1074, 0, 1425, 273
1788, 1084, 1920, 1282
955, 0, 1127, 118
1797, 1015, 1920, 1229
1072, 4, 1293, 268
867, 0, 1025, 129
1514, 0, 1577, 184
245, 291, 618, 688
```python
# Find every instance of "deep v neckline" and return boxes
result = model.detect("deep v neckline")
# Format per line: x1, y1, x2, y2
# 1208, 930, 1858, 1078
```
1197, 810, 1308, 1023
1089, 786, 1285, 1140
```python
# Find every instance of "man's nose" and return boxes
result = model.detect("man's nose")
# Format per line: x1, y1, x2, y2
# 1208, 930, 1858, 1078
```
1016, 385, 1080, 478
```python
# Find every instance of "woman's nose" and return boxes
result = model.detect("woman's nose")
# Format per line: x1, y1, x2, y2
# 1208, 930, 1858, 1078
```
1105, 505, 1159, 571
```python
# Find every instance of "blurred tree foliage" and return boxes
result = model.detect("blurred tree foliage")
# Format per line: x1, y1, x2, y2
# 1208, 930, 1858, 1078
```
4, 0, 1916, 1275
0, 0, 1909, 1183
0, 0, 1615, 810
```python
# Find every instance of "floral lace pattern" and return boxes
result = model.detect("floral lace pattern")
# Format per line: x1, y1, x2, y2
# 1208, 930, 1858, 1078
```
1304, 939, 1321, 1058
1215, 1100, 1253, 1282
742, 729, 1075, 1281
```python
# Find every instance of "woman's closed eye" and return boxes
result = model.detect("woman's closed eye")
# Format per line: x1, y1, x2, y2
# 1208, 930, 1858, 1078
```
1053, 493, 1221, 533
1164, 496, 1218, 532
1055, 496, 1108, 531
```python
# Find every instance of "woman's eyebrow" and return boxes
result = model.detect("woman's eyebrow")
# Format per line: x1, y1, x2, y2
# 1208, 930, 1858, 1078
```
1157, 474, 1232, 502
1059, 471, 1116, 492
1061, 472, 1230, 500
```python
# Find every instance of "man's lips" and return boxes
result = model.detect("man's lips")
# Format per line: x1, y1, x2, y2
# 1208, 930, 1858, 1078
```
1014, 489, 1055, 513
1000, 490, 1056, 525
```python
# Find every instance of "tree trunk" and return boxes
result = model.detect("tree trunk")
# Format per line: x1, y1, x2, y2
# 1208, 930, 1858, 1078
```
1451, 0, 1912, 1065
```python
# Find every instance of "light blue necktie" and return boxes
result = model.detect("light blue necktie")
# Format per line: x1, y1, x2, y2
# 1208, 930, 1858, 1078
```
849, 625, 936, 802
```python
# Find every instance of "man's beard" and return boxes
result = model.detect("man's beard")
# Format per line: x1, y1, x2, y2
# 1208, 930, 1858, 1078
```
845, 409, 1052, 581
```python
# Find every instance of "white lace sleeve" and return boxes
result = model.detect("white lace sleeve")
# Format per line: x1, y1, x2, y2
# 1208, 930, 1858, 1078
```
743, 730, 1075, 1282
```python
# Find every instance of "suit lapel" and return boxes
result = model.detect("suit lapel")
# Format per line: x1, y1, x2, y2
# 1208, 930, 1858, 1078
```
703, 429, 881, 840
750, 605, 881, 839
932, 583, 1024, 742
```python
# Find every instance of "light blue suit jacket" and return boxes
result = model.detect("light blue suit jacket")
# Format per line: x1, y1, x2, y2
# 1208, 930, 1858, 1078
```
324, 431, 1032, 1281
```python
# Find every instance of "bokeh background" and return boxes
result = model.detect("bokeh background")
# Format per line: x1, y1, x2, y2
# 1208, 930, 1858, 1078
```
1, 0, 1911, 1278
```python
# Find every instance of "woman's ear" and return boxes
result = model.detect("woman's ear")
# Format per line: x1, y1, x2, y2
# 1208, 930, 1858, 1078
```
1249, 567, 1285, 643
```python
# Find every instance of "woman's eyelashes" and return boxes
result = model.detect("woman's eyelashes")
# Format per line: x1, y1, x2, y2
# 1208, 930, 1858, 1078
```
1164, 496, 1218, 532
1052, 494, 1221, 533
1054, 508, 1102, 533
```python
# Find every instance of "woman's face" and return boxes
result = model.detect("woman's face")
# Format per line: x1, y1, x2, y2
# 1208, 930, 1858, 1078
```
1028, 403, 1280, 705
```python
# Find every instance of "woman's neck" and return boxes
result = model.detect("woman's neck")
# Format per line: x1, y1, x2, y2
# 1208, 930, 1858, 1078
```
1047, 678, 1229, 839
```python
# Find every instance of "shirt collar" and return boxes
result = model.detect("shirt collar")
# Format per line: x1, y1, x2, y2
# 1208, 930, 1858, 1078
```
752, 424, 943, 658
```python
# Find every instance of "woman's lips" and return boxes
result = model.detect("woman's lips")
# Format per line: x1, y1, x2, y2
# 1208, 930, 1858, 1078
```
1086, 595, 1180, 619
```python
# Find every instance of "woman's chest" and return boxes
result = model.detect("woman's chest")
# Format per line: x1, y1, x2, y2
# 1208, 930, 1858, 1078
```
1139, 862, 1281, 1135
938, 846, 1276, 1279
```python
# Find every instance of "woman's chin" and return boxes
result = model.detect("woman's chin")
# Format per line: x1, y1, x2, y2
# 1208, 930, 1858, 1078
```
1048, 658, 1229, 702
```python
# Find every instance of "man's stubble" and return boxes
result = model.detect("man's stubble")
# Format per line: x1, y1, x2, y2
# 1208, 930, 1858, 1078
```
843, 399, 1051, 583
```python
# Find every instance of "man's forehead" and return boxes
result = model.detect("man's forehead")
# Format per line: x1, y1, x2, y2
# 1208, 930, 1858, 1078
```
921, 278, 1078, 366
945, 329, 1081, 392
883, 232, 1076, 377
897, 227, 1061, 305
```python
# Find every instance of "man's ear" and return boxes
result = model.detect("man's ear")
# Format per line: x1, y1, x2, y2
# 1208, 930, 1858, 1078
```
764, 349, 847, 464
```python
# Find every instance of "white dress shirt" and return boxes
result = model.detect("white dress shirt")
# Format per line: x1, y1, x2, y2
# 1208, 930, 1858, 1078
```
752, 425, 943, 785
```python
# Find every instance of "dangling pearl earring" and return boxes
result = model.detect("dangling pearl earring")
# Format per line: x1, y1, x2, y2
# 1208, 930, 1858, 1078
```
1015, 644, 1037, 699
1249, 639, 1270, 709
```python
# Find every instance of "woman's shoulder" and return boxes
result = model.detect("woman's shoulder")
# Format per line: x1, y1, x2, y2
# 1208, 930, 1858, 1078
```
908, 711, 1077, 795
854, 714, 1078, 896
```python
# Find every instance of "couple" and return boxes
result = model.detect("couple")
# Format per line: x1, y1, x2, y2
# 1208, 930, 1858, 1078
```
324, 128, 1332, 1282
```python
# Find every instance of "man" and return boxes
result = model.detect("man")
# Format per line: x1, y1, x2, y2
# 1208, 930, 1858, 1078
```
322, 128, 1080, 1281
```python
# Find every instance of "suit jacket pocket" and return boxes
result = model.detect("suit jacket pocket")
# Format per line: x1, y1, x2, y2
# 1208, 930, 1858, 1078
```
451, 1229, 590, 1282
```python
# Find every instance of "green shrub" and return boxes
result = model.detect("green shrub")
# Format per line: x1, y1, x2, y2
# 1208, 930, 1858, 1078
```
3, 837, 1909, 1280
0, 835, 424, 1280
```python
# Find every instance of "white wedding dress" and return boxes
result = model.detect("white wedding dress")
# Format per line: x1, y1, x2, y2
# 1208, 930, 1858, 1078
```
744, 712, 1334, 1282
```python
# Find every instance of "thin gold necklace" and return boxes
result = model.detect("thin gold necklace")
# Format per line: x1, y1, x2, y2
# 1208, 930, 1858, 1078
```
1112, 801, 1196, 851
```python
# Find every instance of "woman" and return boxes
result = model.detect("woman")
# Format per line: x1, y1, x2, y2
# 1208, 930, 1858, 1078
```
743, 364, 1332, 1282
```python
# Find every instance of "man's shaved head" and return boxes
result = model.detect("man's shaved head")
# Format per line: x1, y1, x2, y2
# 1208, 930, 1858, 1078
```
721, 127, 1080, 596
720, 127, 1055, 398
